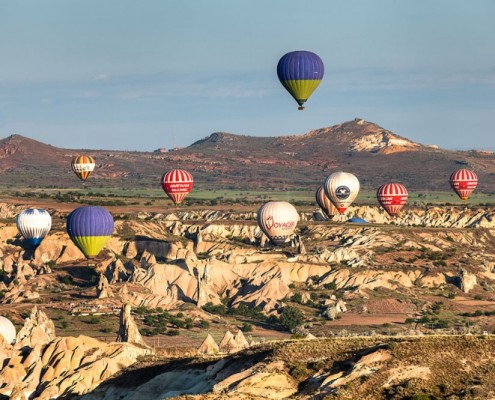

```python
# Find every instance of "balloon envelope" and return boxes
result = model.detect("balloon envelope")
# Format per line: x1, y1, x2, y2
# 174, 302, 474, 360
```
71, 155, 95, 182
449, 169, 478, 201
257, 201, 299, 246
0, 316, 16, 344
161, 169, 194, 205
66, 206, 114, 259
277, 51, 324, 110
16, 208, 52, 247
315, 186, 337, 219
323, 172, 360, 214
377, 183, 408, 216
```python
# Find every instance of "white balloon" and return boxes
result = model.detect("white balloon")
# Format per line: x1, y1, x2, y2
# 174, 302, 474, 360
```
257, 201, 299, 245
0, 315, 16, 344
16, 208, 52, 247
323, 172, 360, 213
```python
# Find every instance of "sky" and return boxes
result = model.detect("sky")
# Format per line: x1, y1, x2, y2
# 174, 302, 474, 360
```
0, 0, 494, 151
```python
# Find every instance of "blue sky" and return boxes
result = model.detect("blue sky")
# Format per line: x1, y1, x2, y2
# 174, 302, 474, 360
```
1, 1, 494, 151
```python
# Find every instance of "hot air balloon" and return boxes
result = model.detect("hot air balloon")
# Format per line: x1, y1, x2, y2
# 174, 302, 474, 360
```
257, 201, 299, 245
0, 316, 16, 344
161, 169, 194, 205
277, 51, 324, 110
71, 155, 95, 182
377, 183, 408, 216
450, 169, 478, 201
66, 206, 114, 259
315, 186, 338, 219
16, 208, 52, 247
323, 172, 360, 214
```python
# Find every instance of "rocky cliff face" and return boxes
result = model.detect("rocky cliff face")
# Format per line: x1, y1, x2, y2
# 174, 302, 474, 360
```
78, 336, 495, 400
0, 307, 152, 399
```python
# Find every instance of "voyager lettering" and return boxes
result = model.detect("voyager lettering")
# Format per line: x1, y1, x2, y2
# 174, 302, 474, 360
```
265, 215, 296, 230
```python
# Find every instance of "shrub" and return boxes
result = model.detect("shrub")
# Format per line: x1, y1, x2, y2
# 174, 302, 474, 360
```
290, 293, 303, 304
167, 329, 180, 336
199, 320, 210, 329
280, 305, 304, 332
202, 302, 227, 315
324, 282, 337, 290
241, 322, 253, 332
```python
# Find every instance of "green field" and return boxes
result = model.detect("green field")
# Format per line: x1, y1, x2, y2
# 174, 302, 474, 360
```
2, 186, 495, 207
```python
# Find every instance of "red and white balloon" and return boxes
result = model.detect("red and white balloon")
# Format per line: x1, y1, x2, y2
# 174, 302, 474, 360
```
449, 169, 477, 201
377, 183, 408, 216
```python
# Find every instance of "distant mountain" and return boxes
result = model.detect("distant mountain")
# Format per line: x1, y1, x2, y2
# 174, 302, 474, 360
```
1, 119, 494, 192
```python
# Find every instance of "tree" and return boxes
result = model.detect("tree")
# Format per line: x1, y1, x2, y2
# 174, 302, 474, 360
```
280, 305, 304, 332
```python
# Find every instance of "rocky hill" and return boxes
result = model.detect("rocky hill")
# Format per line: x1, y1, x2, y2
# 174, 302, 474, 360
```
81, 335, 495, 400
1, 119, 495, 191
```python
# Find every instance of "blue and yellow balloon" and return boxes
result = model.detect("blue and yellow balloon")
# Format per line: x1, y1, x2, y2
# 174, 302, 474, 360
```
277, 50, 324, 110
66, 206, 114, 259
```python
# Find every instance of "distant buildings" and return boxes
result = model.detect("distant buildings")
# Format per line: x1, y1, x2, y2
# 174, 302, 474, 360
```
154, 147, 182, 153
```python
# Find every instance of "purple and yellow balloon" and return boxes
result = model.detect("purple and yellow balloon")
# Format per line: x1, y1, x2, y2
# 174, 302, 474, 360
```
277, 50, 324, 110
66, 206, 114, 259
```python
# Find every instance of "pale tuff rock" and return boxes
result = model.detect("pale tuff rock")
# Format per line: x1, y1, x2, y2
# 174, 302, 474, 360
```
218, 330, 250, 354
96, 273, 114, 299
350, 131, 418, 154
323, 299, 347, 320
233, 330, 250, 351
15, 307, 56, 349
33, 234, 65, 265
140, 249, 156, 268
212, 360, 297, 399
2, 284, 40, 304
105, 258, 128, 284
56, 241, 85, 264
119, 283, 129, 295
218, 331, 235, 353
0, 334, 151, 399
12, 260, 35, 283
0, 224, 18, 241
8, 384, 27, 400
460, 269, 477, 293
319, 348, 392, 391
116, 304, 147, 347
197, 334, 220, 355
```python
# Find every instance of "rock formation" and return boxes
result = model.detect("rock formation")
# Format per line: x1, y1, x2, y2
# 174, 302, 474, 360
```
15, 306, 56, 348
197, 334, 219, 355
218, 330, 250, 354
115, 304, 147, 347
460, 269, 477, 293
96, 273, 114, 299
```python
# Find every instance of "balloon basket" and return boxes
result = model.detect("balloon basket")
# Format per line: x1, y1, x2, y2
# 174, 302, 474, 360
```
298, 106, 305, 111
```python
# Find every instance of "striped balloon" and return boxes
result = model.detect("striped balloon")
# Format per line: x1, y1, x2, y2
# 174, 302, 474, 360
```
377, 183, 408, 216
450, 169, 478, 201
277, 51, 324, 110
323, 171, 360, 214
161, 169, 194, 205
257, 201, 299, 246
16, 208, 52, 247
315, 186, 338, 219
71, 155, 95, 182
66, 206, 114, 259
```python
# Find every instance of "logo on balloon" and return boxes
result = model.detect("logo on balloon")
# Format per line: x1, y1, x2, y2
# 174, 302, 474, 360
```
335, 186, 350, 200
265, 215, 296, 231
